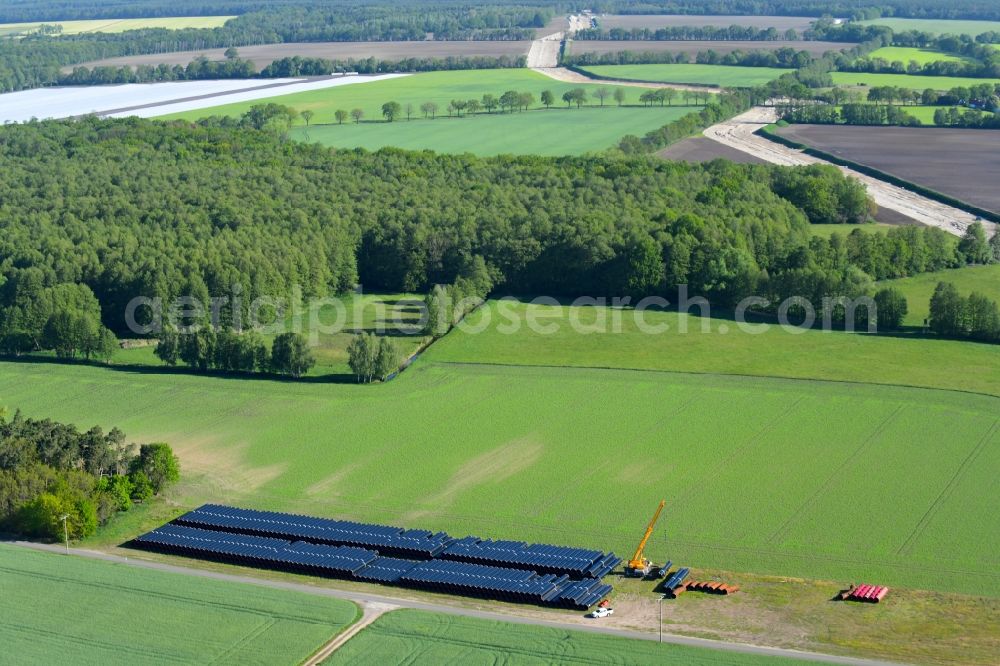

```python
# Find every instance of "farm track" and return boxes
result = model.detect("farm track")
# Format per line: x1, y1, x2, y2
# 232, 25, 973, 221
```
304, 602, 395, 664
703, 107, 994, 237
765, 405, 905, 546
11, 542, 900, 666
895, 419, 1000, 557
532, 65, 720, 92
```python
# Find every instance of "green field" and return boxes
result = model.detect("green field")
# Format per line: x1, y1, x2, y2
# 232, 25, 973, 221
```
327, 610, 812, 665
161, 69, 664, 125
831, 71, 1000, 90
880, 264, 1000, 327
160, 69, 687, 155
434, 300, 1000, 396
1, 313, 998, 597
578, 64, 792, 87
859, 18, 1000, 37
0, 543, 357, 664
291, 105, 696, 155
0, 16, 234, 36
867, 46, 973, 65
809, 222, 898, 237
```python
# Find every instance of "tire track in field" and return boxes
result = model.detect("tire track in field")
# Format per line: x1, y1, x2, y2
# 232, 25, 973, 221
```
0, 620, 189, 662
207, 617, 278, 666
895, 418, 1000, 558
668, 395, 806, 509
526, 390, 705, 521
765, 405, 906, 546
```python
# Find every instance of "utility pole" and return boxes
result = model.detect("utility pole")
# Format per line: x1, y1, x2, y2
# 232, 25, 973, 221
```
658, 597, 663, 643
60, 514, 69, 554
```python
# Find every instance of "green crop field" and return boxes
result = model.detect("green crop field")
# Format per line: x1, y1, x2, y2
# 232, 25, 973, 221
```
831, 71, 1000, 90
159, 69, 685, 155
0, 543, 357, 664
160, 69, 664, 124
326, 609, 813, 665
880, 264, 1000, 327
1, 313, 998, 597
859, 18, 1000, 37
290, 105, 695, 155
577, 64, 792, 87
0, 16, 234, 36
866, 46, 974, 65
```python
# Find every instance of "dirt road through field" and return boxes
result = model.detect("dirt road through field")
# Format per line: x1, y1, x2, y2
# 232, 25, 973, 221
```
532, 65, 720, 92
304, 601, 396, 664
704, 107, 994, 237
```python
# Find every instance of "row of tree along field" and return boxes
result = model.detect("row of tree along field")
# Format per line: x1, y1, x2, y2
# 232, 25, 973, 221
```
0, 410, 178, 540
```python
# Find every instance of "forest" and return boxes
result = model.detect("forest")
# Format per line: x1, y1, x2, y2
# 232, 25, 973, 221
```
0, 410, 179, 540
0, 115, 988, 363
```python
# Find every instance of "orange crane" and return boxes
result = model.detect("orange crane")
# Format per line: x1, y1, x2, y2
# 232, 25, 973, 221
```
625, 500, 665, 577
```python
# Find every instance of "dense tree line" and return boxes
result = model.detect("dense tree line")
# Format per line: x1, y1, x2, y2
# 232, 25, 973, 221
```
260, 54, 526, 77
0, 116, 990, 354
619, 90, 755, 152
574, 25, 800, 42
155, 328, 316, 377
0, 410, 178, 540
563, 46, 819, 69
784, 103, 922, 126
59, 54, 256, 85
929, 282, 1000, 342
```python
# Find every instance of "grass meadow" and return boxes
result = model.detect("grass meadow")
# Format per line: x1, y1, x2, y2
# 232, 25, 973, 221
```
880, 264, 1000, 327
830, 71, 1000, 90
0, 16, 234, 36
1, 319, 997, 597
0, 543, 357, 664
577, 64, 792, 87
866, 46, 975, 65
435, 300, 1000, 396
858, 18, 1000, 37
326, 609, 814, 665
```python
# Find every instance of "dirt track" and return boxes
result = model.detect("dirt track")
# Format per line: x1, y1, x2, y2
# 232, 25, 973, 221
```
567, 40, 853, 57
532, 65, 721, 92
703, 107, 995, 237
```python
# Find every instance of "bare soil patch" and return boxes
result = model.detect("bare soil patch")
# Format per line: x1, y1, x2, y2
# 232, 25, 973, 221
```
569, 39, 852, 57
72, 41, 533, 71
775, 124, 1000, 215
596, 14, 817, 31
658, 136, 767, 164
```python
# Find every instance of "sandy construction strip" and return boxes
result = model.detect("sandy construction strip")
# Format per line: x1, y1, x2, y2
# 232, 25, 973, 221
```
109, 73, 410, 118
533, 65, 720, 92
526, 32, 563, 68
705, 107, 995, 237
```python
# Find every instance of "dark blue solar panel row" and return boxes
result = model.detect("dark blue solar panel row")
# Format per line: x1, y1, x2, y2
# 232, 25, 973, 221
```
174, 504, 451, 559
441, 536, 621, 578
132, 524, 610, 609
173, 504, 620, 579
